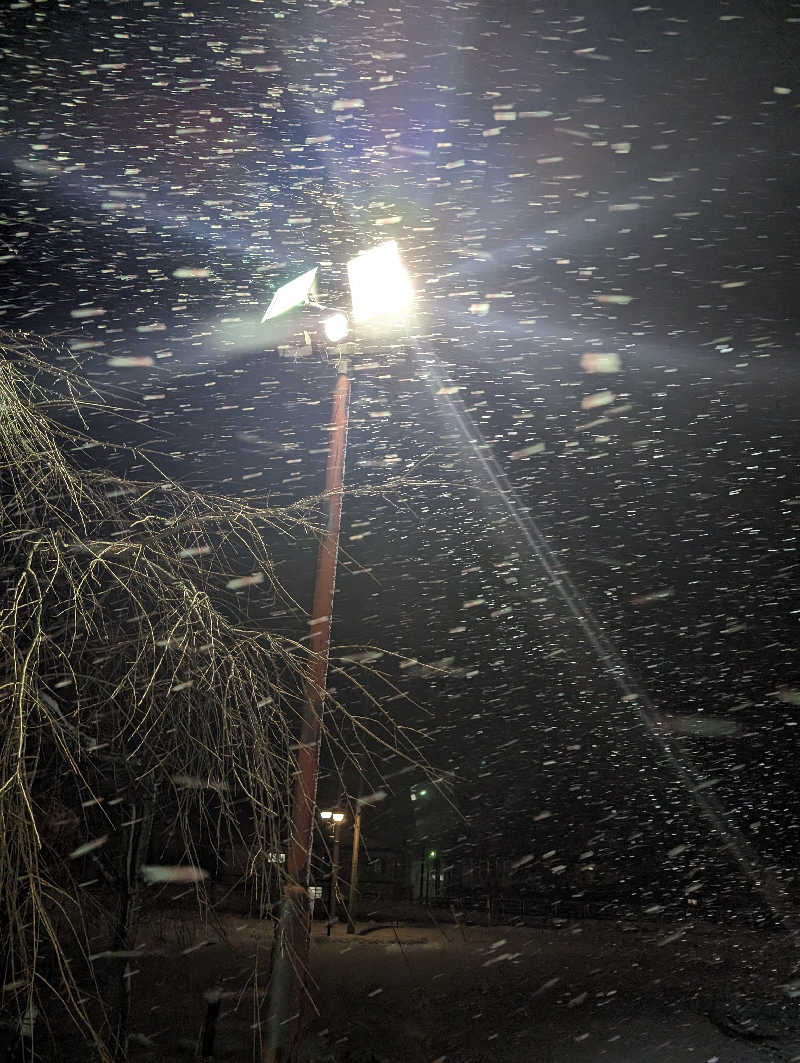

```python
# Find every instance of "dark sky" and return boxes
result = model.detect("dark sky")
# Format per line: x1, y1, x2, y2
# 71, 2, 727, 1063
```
1, 0, 799, 884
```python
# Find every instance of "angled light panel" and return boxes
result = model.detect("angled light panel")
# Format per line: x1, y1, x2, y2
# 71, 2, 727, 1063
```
261, 266, 319, 323
346, 241, 413, 324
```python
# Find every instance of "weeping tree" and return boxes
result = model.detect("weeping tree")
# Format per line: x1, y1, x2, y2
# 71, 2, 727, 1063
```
0, 332, 427, 1061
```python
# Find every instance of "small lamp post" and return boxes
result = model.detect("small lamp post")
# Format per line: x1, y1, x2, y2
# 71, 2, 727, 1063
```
320, 810, 345, 934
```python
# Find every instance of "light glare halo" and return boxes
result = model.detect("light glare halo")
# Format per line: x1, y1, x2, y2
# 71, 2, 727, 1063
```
322, 312, 350, 343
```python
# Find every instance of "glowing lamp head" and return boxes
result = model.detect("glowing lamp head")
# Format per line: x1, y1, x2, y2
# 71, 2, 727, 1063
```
319, 810, 333, 820
346, 240, 413, 324
322, 312, 350, 344
332, 812, 345, 823
261, 266, 319, 323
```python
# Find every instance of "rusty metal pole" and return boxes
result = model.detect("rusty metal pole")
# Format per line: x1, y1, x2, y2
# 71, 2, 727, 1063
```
264, 357, 352, 1063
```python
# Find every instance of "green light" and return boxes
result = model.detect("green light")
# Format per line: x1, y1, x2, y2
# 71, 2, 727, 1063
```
419, 789, 427, 796
428, 849, 437, 860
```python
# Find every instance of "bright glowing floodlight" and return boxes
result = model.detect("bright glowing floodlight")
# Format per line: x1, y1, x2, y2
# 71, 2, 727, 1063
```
346, 240, 413, 324
332, 812, 345, 823
319, 810, 333, 820
261, 266, 319, 323
322, 312, 350, 344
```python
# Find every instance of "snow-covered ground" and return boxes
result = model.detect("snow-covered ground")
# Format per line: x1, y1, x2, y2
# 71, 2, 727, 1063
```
124, 911, 800, 1062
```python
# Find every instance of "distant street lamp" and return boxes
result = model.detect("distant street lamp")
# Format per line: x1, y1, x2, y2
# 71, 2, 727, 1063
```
320, 810, 345, 934
263, 243, 413, 1063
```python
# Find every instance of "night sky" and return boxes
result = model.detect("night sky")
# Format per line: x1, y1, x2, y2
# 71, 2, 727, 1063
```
1, 0, 798, 893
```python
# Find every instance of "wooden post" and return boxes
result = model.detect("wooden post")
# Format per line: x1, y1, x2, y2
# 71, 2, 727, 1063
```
346, 803, 362, 934
107, 787, 157, 1061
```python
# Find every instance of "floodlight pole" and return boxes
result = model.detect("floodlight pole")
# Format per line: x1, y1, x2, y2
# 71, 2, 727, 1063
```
264, 353, 352, 1063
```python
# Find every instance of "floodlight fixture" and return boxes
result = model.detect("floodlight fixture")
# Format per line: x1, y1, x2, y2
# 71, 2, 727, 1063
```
319, 810, 333, 820
332, 812, 345, 823
261, 266, 319, 323
346, 240, 413, 324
